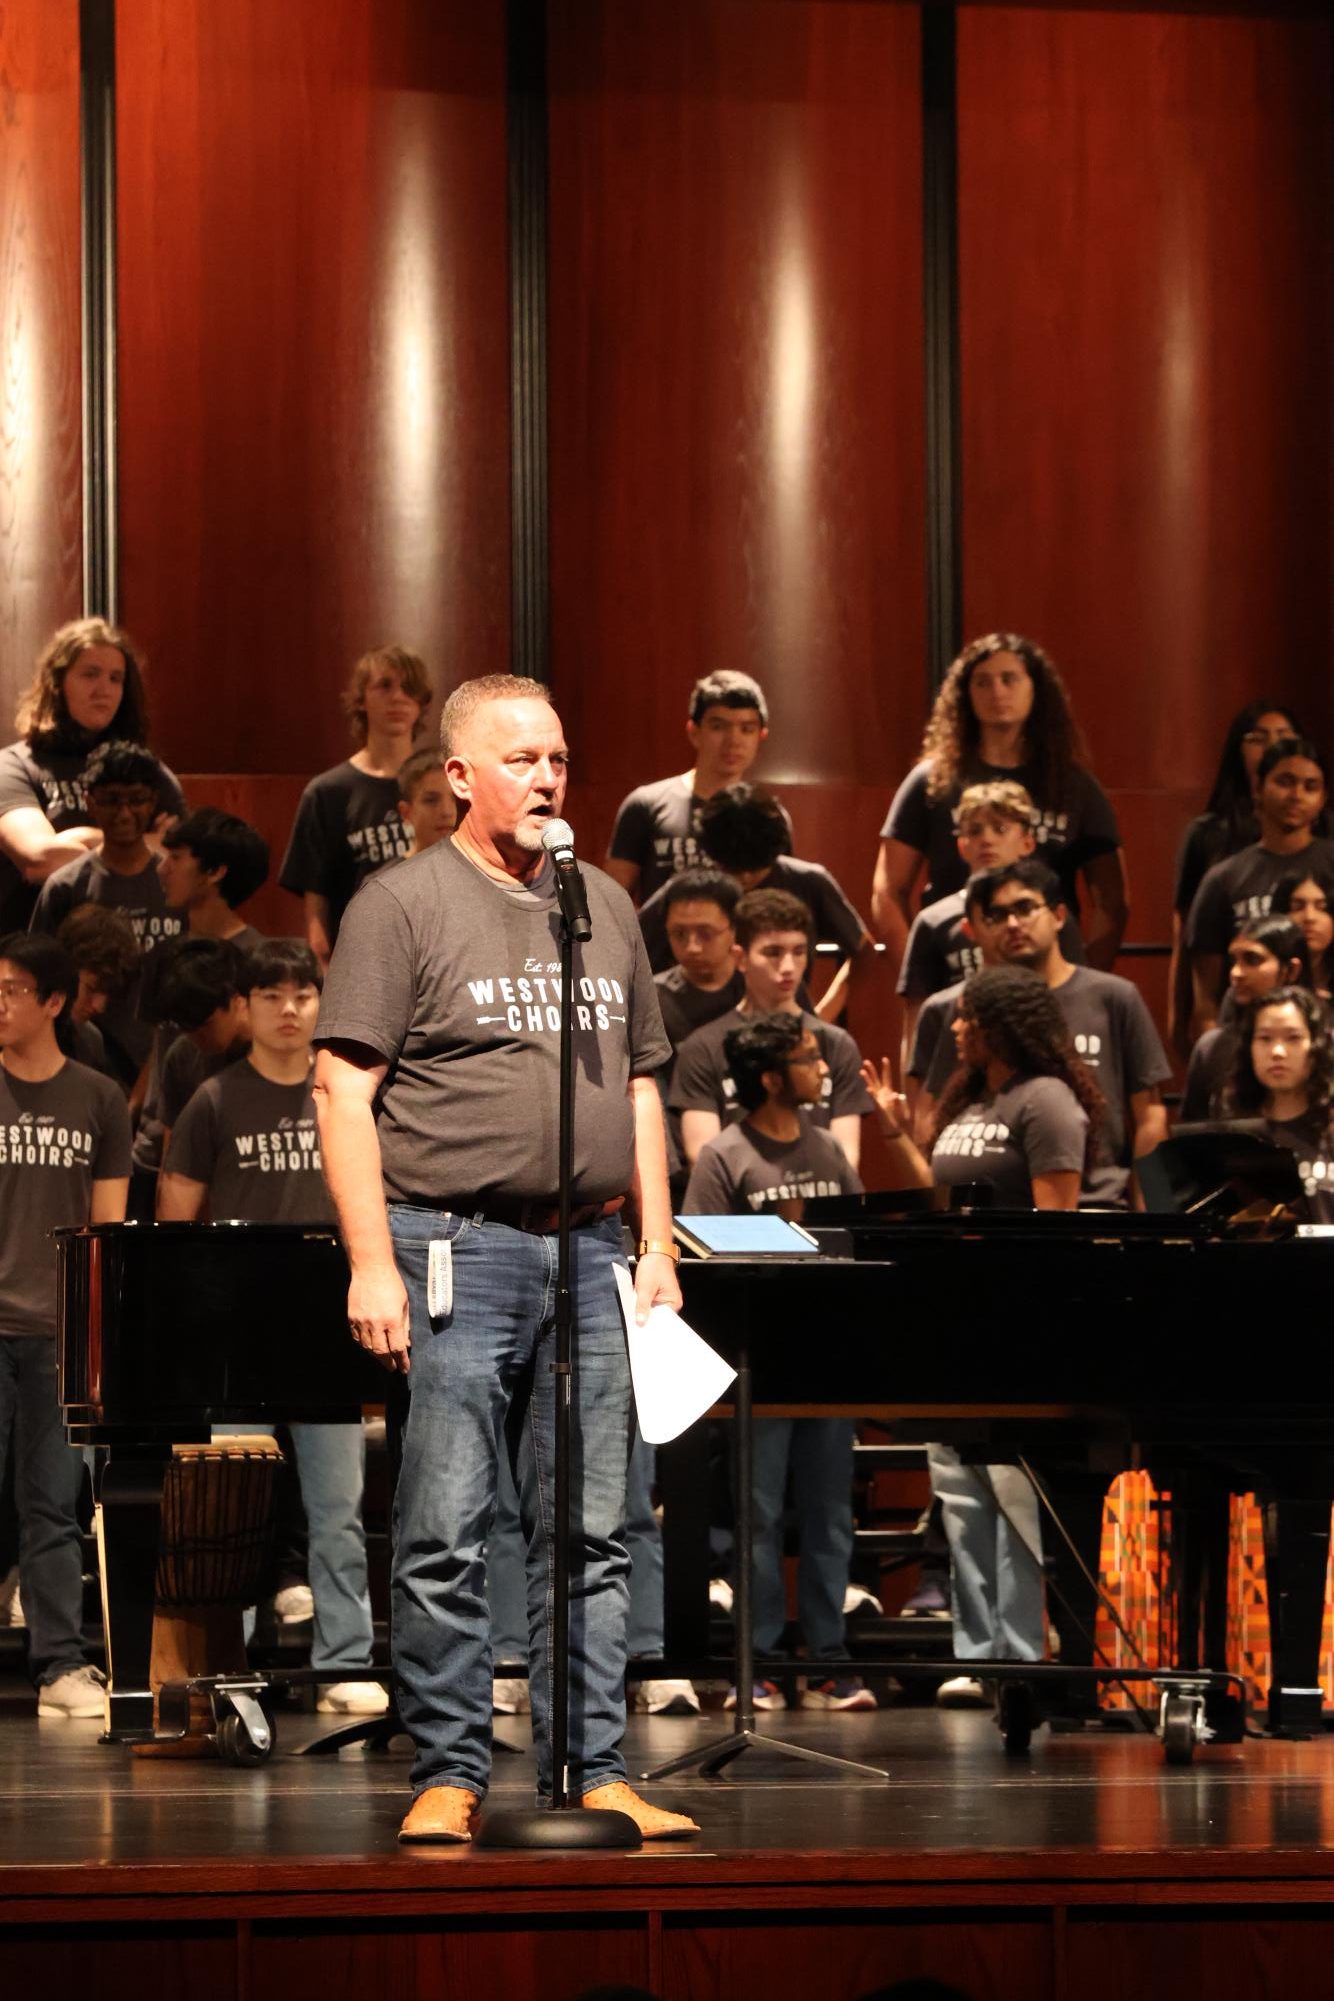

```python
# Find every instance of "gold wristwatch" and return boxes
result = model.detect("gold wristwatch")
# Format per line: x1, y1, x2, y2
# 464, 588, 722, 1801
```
636, 1239, 681, 1264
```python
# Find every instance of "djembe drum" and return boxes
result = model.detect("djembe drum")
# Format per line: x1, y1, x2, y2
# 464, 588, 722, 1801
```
134, 1435, 284, 1756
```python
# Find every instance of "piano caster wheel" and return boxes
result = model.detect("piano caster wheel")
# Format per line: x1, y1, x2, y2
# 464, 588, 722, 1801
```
216, 1711, 272, 1767
997, 1681, 1034, 1756
1161, 1691, 1206, 1767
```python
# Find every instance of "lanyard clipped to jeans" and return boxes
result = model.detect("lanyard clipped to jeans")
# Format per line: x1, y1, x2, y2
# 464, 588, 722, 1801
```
427, 1237, 454, 1319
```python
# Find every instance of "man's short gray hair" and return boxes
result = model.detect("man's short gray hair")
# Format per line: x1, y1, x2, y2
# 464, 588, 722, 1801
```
440, 675, 552, 757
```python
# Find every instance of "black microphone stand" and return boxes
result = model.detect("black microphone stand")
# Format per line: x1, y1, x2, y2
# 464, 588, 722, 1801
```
478, 873, 640, 1850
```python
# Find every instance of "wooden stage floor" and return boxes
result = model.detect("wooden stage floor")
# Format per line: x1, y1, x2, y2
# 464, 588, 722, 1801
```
6, 1691, 1334, 1999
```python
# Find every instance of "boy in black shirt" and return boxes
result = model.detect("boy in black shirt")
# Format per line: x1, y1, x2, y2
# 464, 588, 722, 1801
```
684, 1013, 870, 1710
653, 868, 744, 1051
0, 933, 131, 1716
640, 784, 872, 1018
606, 670, 783, 903
157, 806, 269, 951
160, 940, 382, 1714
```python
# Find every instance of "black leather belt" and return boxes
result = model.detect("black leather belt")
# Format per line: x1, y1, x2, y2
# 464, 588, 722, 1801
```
449, 1194, 626, 1236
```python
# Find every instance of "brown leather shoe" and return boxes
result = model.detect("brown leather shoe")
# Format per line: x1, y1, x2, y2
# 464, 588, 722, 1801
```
580, 1781, 699, 1839
398, 1785, 482, 1844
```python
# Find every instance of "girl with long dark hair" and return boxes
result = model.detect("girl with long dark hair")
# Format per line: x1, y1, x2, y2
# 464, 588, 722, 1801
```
1273, 862, 1334, 1001
1222, 986, 1334, 1222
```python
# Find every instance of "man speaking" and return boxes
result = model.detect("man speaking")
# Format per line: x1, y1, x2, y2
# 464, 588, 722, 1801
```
313, 675, 696, 1844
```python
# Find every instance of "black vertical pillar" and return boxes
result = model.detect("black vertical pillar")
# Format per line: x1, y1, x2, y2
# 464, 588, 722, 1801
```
508, 0, 551, 685
922, 4, 962, 694
79, 0, 118, 621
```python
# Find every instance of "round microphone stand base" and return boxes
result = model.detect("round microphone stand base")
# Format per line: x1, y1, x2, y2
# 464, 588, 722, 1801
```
475, 1805, 642, 1850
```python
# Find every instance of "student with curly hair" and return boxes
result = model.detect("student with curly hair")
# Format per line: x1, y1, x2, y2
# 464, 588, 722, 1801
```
0, 619, 185, 934
924, 963, 1103, 1707
1220, 986, 1334, 1222
872, 633, 1125, 979
1167, 701, 1305, 1053
279, 646, 433, 967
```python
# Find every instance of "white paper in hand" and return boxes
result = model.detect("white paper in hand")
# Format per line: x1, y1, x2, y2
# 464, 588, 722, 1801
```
612, 1263, 737, 1444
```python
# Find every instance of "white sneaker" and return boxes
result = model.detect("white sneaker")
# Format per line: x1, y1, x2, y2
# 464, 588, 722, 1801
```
636, 1678, 702, 1715
316, 1679, 390, 1715
272, 1583, 315, 1624
493, 1676, 531, 1714
0, 1565, 23, 1628
708, 1577, 734, 1613
37, 1665, 107, 1718
936, 1674, 990, 1709
843, 1583, 883, 1616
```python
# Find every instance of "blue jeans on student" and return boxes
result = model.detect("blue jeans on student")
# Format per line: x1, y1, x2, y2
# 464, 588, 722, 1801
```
752, 1418, 855, 1661
389, 1205, 634, 1803
0, 1337, 87, 1686
287, 1423, 375, 1671
928, 1445, 1044, 1661
489, 1424, 663, 1663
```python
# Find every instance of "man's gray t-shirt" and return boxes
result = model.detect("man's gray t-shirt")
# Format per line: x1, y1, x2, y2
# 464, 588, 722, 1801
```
668, 1006, 873, 1131
0, 1059, 132, 1336
683, 1120, 863, 1216
930, 1075, 1088, 1208
314, 839, 671, 1206
919, 966, 1169, 1207
165, 1061, 334, 1224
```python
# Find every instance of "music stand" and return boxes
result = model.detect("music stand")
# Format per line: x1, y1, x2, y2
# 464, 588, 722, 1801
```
642, 1261, 889, 1786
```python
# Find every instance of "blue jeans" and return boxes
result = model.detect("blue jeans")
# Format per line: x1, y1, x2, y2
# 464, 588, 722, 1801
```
489, 1424, 662, 1662
0, 1337, 87, 1686
928, 1445, 1045, 1661
389, 1206, 634, 1802
287, 1423, 375, 1671
752, 1418, 854, 1661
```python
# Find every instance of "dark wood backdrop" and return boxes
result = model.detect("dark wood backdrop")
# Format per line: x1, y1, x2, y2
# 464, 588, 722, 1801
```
1, 0, 1330, 992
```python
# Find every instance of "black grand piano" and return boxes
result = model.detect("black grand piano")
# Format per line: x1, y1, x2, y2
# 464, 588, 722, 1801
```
57, 1208, 1334, 1752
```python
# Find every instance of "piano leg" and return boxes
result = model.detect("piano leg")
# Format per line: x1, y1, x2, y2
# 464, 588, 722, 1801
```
95, 1448, 169, 1742
1261, 1489, 1332, 1738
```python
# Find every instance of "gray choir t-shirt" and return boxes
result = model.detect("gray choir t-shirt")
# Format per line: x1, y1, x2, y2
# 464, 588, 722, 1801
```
314, 839, 671, 1206
165, 1061, 334, 1224
683, 1119, 863, 1216
0, 1060, 132, 1336
609, 775, 793, 903
668, 1006, 873, 1131
918, 966, 1169, 1207
29, 851, 183, 955
931, 1074, 1088, 1208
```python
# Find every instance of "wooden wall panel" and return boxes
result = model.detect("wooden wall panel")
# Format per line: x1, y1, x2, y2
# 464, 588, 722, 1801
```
547, 0, 927, 926
115, 0, 511, 778
0, 0, 82, 730
957, 7, 1334, 947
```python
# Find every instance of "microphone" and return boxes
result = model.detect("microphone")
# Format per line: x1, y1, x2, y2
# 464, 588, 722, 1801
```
541, 818, 593, 942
